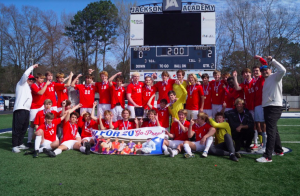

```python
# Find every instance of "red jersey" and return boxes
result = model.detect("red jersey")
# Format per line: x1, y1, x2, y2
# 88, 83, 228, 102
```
37, 118, 61, 142
54, 83, 68, 107
135, 144, 142, 149
126, 82, 144, 106
154, 79, 175, 103
116, 120, 136, 130
62, 121, 79, 143
239, 79, 255, 110
223, 85, 235, 109
31, 83, 45, 109
100, 119, 117, 129
34, 109, 58, 126
186, 84, 204, 110
254, 75, 265, 107
112, 141, 120, 149
123, 147, 131, 154
95, 81, 115, 104
202, 83, 212, 110
75, 84, 95, 108
141, 120, 159, 127
110, 85, 125, 109
77, 117, 98, 138
44, 82, 57, 107
170, 120, 190, 141
210, 80, 225, 105
153, 107, 169, 128
142, 85, 157, 109
193, 123, 212, 141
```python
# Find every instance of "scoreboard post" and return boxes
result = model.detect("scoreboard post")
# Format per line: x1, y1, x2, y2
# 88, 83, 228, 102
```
130, 0, 216, 80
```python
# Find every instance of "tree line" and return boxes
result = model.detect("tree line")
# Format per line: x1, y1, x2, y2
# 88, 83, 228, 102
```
0, 0, 299, 95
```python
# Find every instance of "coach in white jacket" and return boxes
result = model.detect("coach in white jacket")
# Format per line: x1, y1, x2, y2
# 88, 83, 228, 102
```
256, 57, 285, 163
12, 64, 38, 153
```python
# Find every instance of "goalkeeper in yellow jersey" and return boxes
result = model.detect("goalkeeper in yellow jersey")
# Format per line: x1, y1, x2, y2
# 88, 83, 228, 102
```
208, 112, 241, 162
168, 80, 187, 121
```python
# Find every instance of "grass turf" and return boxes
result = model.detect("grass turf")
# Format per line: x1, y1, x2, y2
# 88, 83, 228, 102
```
0, 114, 13, 130
0, 118, 299, 195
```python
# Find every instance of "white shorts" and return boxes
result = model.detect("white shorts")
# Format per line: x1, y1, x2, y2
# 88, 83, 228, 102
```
203, 109, 212, 117
249, 110, 254, 120
186, 110, 198, 120
212, 104, 222, 118
111, 106, 123, 122
97, 104, 111, 118
193, 141, 205, 152
254, 105, 264, 122
82, 137, 93, 142
80, 108, 93, 115
40, 139, 53, 147
61, 140, 79, 150
51, 106, 57, 112
57, 107, 62, 112
168, 140, 184, 149
30, 105, 44, 121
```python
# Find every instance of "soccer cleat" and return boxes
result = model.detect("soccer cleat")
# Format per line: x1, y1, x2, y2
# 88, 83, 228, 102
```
235, 152, 241, 158
167, 147, 175, 157
12, 147, 21, 153
18, 144, 29, 150
164, 150, 170, 155
256, 157, 272, 163
251, 144, 259, 149
201, 151, 208, 158
230, 154, 239, 162
184, 153, 195, 158
84, 142, 91, 155
256, 148, 265, 154
43, 148, 56, 157
24, 150, 34, 155
26, 142, 33, 148
33, 150, 39, 158
275, 152, 284, 156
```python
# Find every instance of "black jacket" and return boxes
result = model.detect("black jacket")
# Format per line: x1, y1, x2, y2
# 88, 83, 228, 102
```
224, 108, 254, 134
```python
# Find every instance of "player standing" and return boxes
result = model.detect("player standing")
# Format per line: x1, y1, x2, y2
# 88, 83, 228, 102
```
210, 70, 225, 117
142, 76, 157, 117
126, 72, 144, 118
55, 72, 73, 112
201, 73, 213, 117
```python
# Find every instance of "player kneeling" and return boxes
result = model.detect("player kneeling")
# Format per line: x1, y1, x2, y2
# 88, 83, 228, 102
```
183, 113, 216, 158
25, 112, 68, 158
43, 104, 91, 157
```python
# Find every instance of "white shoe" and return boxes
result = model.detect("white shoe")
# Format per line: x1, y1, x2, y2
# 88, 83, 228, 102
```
256, 157, 272, 163
202, 151, 208, 158
12, 147, 21, 153
18, 144, 29, 150
167, 147, 174, 157
256, 148, 265, 154
164, 150, 170, 155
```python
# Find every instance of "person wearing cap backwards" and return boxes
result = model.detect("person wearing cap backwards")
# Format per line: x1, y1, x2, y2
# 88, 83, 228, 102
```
12, 64, 39, 153
256, 56, 286, 163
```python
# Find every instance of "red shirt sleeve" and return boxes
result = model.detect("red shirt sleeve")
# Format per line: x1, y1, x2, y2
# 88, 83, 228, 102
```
31, 84, 40, 95
126, 84, 133, 94
77, 116, 84, 127
33, 112, 41, 125
54, 83, 65, 91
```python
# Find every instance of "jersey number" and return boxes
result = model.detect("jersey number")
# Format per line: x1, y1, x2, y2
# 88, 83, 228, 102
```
85, 90, 91, 94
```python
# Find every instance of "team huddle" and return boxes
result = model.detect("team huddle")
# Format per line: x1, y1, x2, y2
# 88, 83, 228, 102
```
12, 55, 283, 162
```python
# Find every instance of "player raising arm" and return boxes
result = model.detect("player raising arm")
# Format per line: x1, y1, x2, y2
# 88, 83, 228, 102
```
183, 113, 215, 158
168, 80, 187, 121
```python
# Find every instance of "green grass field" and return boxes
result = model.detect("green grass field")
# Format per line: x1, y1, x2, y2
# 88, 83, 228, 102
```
0, 114, 299, 196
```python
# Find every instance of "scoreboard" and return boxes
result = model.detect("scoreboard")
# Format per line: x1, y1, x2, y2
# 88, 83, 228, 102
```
130, 1, 216, 71
131, 46, 215, 70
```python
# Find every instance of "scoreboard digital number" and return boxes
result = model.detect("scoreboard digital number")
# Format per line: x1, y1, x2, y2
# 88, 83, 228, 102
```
131, 46, 215, 70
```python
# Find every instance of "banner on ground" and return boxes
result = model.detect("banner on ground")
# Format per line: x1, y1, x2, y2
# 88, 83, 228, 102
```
91, 127, 165, 155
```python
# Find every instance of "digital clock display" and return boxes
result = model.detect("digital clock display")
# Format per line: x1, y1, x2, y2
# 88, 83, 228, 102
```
131, 46, 215, 70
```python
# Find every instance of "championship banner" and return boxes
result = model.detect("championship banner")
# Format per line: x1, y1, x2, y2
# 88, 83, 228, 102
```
91, 127, 165, 155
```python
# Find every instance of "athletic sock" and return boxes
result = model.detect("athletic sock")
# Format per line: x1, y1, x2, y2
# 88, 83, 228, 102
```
172, 150, 178, 156
262, 132, 267, 148
35, 136, 42, 150
27, 127, 34, 143
204, 136, 213, 152
54, 149, 62, 155
80, 146, 86, 153
254, 130, 258, 145
183, 144, 192, 155
258, 132, 263, 144
39, 148, 44, 153
162, 145, 167, 152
